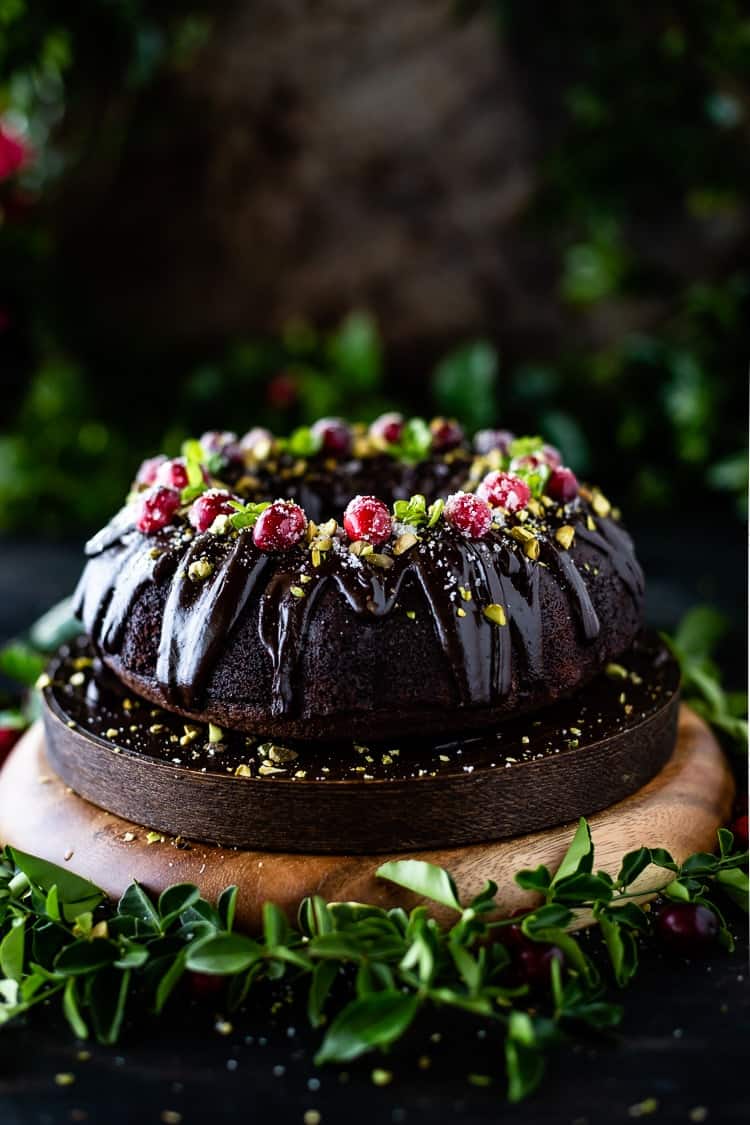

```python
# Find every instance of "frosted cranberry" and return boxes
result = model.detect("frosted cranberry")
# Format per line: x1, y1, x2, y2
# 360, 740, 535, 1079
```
656, 903, 719, 956
542, 444, 562, 468
730, 814, 748, 847
312, 417, 352, 457
477, 471, 531, 513
444, 492, 493, 539
135, 455, 167, 486
370, 412, 404, 446
200, 430, 237, 453
252, 500, 308, 551
546, 467, 579, 503
155, 458, 190, 490
430, 417, 464, 452
136, 487, 181, 534
189, 489, 236, 532
240, 427, 274, 455
343, 495, 392, 545
474, 429, 514, 456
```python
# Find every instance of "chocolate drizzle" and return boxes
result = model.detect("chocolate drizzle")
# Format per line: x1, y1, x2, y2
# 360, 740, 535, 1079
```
74, 488, 644, 727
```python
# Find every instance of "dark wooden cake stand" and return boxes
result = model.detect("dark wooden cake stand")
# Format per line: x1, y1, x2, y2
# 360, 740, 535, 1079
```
0, 706, 733, 931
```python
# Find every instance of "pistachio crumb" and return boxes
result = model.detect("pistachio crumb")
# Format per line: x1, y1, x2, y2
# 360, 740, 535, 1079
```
483, 603, 507, 627
188, 558, 214, 582
555, 525, 575, 549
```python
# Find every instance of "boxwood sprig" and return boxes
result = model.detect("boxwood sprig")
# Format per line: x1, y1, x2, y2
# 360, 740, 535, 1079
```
0, 822, 746, 1102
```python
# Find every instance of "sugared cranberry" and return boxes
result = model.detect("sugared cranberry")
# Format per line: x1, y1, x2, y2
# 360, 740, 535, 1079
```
430, 417, 464, 452
0, 124, 28, 181
200, 430, 241, 464
370, 412, 404, 446
656, 902, 719, 956
155, 458, 190, 490
730, 814, 748, 847
542, 444, 562, 468
187, 971, 224, 1000
473, 429, 515, 456
343, 495, 392, 545
444, 492, 493, 539
0, 724, 24, 762
189, 489, 236, 532
476, 471, 531, 513
311, 417, 352, 457
240, 427, 274, 456
136, 486, 181, 534
546, 467, 579, 503
252, 500, 308, 551
135, 455, 167, 486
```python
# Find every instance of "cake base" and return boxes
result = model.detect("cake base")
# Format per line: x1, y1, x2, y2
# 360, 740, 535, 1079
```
0, 708, 733, 930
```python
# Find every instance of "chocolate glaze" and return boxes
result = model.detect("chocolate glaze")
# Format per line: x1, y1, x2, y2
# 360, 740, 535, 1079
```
73, 453, 644, 740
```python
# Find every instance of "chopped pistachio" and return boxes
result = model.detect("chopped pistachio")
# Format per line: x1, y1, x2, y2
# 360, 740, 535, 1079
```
393, 532, 418, 555
483, 603, 507, 627
459, 586, 472, 601
35, 672, 52, 690
69, 671, 86, 687
405, 610, 416, 620
72, 656, 94, 671
149, 723, 165, 734
188, 558, 214, 582
510, 525, 535, 545
367, 552, 394, 569
234, 763, 253, 777
105, 728, 120, 739
591, 490, 611, 518
586, 514, 597, 531
290, 585, 306, 598
146, 831, 164, 845
208, 723, 223, 744
606, 662, 629, 680
555, 524, 575, 549
371, 1068, 393, 1087
268, 744, 298, 763
523, 536, 540, 560
300, 574, 312, 584
457, 607, 467, 618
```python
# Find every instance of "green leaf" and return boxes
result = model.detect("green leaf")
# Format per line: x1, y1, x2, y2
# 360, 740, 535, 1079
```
228, 501, 271, 530
10, 850, 103, 921
392, 494, 428, 528
505, 1012, 545, 1103
262, 902, 290, 948
671, 606, 727, 663
551, 871, 613, 905
218, 886, 238, 932
185, 934, 263, 975
680, 853, 720, 877
298, 895, 333, 938
308, 961, 338, 1028
0, 643, 46, 686
286, 426, 323, 458
716, 867, 749, 911
118, 883, 160, 933
598, 913, 638, 987
28, 598, 81, 651
515, 865, 552, 894
158, 884, 201, 929
376, 859, 462, 911
154, 950, 187, 1014
55, 939, 119, 976
315, 990, 419, 1065
663, 879, 691, 902
327, 311, 382, 389
616, 848, 652, 888
0, 918, 25, 981
433, 341, 499, 429
89, 967, 130, 1046
389, 418, 432, 465
551, 818, 593, 884
62, 978, 88, 1040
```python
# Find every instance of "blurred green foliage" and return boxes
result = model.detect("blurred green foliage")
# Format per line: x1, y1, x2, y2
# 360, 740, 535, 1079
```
0, 1, 747, 534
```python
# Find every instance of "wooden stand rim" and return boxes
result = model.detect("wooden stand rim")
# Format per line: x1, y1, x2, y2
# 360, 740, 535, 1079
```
0, 707, 734, 932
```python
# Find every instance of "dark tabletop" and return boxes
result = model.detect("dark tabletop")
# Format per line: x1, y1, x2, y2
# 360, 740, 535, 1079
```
0, 529, 747, 1125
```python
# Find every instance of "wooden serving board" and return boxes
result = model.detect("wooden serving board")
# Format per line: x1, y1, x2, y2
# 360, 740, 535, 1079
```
0, 708, 733, 930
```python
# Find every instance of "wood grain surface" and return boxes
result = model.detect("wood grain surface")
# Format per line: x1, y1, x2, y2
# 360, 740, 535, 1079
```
0, 708, 733, 931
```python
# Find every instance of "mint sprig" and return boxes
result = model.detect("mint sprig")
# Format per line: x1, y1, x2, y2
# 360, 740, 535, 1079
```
0, 823, 745, 1102
387, 417, 432, 465
227, 500, 271, 530
392, 494, 445, 529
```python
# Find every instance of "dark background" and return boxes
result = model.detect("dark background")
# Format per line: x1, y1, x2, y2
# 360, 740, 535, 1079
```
0, 3, 747, 1122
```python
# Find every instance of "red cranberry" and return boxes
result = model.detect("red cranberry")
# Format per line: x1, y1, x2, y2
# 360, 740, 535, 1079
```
311, 417, 352, 457
473, 429, 515, 456
500, 925, 564, 987
266, 371, 298, 409
0, 724, 24, 762
546, 467, 579, 503
730, 814, 748, 847
542, 444, 562, 468
0, 124, 28, 181
343, 495, 392, 545
444, 492, 493, 539
430, 417, 464, 452
136, 487, 181, 534
200, 430, 241, 463
252, 500, 308, 551
187, 971, 224, 1000
155, 458, 191, 490
656, 903, 719, 956
477, 471, 531, 513
189, 489, 236, 532
135, 455, 167, 486
370, 412, 405, 446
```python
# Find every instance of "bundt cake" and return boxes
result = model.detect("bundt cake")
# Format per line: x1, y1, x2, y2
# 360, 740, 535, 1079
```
73, 417, 644, 741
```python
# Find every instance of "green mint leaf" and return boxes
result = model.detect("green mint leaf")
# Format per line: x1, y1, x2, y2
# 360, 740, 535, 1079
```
10, 849, 104, 922
389, 418, 432, 465
185, 933, 263, 975
376, 859, 462, 911
551, 818, 593, 884
228, 501, 271, 530
426, 498, 445, 528
508, 435, 544, 459
286, 426, 323, 458
392, 494, 427, 527
0, 643, 46, 687
181, 438, 205, 465
314, 990, 419, 1065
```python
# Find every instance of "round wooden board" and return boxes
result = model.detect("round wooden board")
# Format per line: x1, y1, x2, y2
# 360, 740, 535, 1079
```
0, 707, 733, 931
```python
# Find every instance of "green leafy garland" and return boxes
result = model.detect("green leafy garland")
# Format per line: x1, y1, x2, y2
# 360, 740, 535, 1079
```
0, 822, 747, 1102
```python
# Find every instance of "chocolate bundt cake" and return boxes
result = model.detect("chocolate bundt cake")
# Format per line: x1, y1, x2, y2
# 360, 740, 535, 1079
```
73, 417, 644, 740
